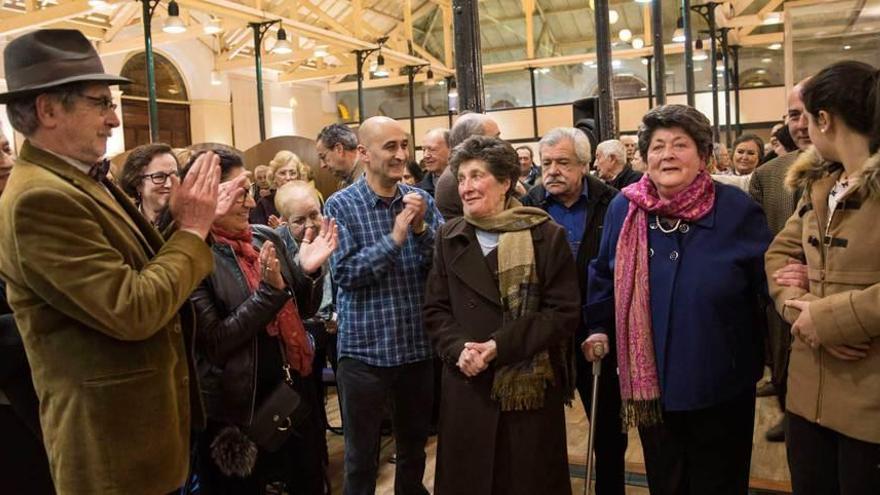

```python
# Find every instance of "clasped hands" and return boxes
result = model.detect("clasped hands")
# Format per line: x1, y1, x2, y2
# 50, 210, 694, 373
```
776, 259, 870, 361
391, 193, 428, 246
457, 340, 498, 377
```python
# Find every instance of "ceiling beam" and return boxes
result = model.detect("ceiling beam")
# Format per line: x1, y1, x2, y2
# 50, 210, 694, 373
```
442, 3, 452, 67
522, 0, 535, 59
299, 0, 352, 36
103, 2, 139, 42
327, 71, 439, 92
483, 43, 687, 74
98, 25, 205, 55
278, 66, 353, 83
739, 0, 784, 37
214, 49, 313, 70
0, 0, 93, 36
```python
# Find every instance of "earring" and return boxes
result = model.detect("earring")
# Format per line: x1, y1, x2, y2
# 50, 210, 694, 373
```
820, 128, 827, 133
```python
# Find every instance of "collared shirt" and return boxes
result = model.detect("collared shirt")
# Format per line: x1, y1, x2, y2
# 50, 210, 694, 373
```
43, 147, 112, 196
340, 161, 365, 188
523, 165, 542, 189
544, 178, 589, 258
324, 177, 443, 367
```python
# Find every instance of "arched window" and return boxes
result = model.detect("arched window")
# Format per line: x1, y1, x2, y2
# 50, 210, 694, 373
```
120, 52, 188, 101
119, 52, 191, 149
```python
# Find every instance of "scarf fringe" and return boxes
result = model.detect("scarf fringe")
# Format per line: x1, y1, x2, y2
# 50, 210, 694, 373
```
620, 399, 664, 431
491, 370, 550, 411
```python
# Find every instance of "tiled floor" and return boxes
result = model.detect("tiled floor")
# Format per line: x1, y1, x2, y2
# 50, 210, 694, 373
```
324, 379, 791, 494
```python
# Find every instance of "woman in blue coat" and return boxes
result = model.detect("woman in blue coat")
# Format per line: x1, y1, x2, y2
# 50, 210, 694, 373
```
583, 104, 772, 494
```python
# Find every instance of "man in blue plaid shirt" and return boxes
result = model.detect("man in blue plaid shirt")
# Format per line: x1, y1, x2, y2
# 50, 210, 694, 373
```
324, 116, 442, 495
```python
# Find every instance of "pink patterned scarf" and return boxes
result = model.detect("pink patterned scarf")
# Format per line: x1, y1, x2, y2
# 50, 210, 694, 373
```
615, 171, 715, 428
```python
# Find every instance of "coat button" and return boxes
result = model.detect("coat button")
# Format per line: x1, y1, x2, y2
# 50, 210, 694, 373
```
649, 222, 658, 230
466, 299, 477, 309
669, 250, 679, 261
679, 224, 690, 234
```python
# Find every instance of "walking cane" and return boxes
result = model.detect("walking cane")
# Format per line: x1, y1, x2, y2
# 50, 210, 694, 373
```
583, 342, 604, 495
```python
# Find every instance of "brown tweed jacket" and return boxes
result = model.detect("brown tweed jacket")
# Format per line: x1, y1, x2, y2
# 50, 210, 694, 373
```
749, 151, 801, 235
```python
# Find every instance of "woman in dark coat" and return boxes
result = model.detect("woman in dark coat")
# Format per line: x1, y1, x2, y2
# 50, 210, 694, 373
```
584, 105, 772, 494
423, 136, 580, 495
189, 148, 338, 495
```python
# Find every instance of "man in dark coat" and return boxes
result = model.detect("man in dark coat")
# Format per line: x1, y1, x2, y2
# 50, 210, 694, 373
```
748, 80, 812, 442
595, 139, 642, 191
415, 128, 449, 197
521, 127, 626, 495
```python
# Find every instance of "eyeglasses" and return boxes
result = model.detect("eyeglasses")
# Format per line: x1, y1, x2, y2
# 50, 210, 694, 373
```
140, 171, 178, 185
78, 94, 118, 115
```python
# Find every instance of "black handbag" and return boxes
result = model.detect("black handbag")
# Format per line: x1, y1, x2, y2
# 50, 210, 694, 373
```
247, 339, 311, 452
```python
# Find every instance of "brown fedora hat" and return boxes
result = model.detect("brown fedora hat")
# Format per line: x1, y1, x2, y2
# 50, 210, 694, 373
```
0, 29, 130, 104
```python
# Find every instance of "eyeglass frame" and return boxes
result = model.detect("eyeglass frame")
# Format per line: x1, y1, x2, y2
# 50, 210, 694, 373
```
77, 93, 118, 115
140, 170, 179, 185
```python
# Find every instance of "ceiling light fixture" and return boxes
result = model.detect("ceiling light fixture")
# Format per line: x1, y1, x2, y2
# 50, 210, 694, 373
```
672, 16, 685, 43
609, 9, 619, 24
163, 0, 187, 34
768, 42, 782, 50
632, 37, 644, 49
619, 29, 632, 42
272, 27, 293, 54
203, 17, 222, 35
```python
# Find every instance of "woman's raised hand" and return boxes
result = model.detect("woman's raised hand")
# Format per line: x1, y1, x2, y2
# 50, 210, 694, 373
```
259, 241, 286, 290
298, 217, 338, 275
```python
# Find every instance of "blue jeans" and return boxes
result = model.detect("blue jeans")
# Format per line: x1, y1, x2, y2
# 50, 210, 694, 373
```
337, 358, 432, 495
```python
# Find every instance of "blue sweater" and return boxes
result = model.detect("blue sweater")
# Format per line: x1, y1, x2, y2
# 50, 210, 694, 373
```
586, 183, 772, 411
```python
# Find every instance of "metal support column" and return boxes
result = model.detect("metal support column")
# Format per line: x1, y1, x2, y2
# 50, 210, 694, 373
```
652, 0, 666, 105
719, 28, 732, 147
645, 56, 654, 109
732, 45, 742, 137
250, 20, 280, 141
529, 67, 539, 138
692, 2, 720, 140
682, 0, 695, 106
406, 65, 428, 141
452, 0, 485, 112
594, 0, 615, 140
140, 0, 161, 142
353, 37, 386, 124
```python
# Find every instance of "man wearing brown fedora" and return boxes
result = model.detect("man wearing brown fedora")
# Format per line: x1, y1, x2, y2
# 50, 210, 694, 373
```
0, 29, 245, 494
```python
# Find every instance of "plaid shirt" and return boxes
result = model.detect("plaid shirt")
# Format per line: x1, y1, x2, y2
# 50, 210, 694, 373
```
324, 177, 443, 367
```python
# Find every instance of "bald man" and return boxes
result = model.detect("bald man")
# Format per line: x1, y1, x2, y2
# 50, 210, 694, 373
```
433, 113, 501, 219
324, 116, 442, 495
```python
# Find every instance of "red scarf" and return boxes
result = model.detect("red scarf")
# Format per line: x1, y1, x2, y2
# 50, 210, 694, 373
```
211, 227, 313, 377
614, 171, 715, 428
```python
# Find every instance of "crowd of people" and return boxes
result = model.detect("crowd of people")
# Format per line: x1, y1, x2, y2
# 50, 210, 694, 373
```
1, 28, 879, 495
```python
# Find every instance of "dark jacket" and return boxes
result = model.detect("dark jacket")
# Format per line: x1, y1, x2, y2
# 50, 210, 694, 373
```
416, 172, 439, 197
423, 218, 580, 495
607, 165, 643, 191
587, 183, 771, 411
192, 225, 323, 425
249, 191, 279, 226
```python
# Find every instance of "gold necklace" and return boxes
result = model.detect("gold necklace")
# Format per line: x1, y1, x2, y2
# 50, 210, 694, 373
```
654, 215, 682, 234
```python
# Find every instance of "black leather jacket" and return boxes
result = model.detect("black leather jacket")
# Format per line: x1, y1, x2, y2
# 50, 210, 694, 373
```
191, 225, 323, 426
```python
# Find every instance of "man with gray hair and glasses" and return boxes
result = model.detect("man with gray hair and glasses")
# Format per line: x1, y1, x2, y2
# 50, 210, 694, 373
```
0, 29, 245, 494
317, 123, 362, 188
521, 127, 628, 495
434, 112, 501, 219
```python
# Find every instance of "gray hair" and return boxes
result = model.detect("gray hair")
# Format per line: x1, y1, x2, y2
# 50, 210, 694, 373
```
538, 127, 592, 166
449, 113, 493, 149
316, 123, 357, 150
596, 139, 626, 164
424, 128, 450, 147
6, 83, 84, 137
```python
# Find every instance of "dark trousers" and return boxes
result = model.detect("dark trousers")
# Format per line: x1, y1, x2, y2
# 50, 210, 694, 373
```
786, 412, 880, 495
197, 373, 327, 495
0, 405, 54, 495
638, 388, 756, 495
575, 352, 628, 495
337, 357, 432, 495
